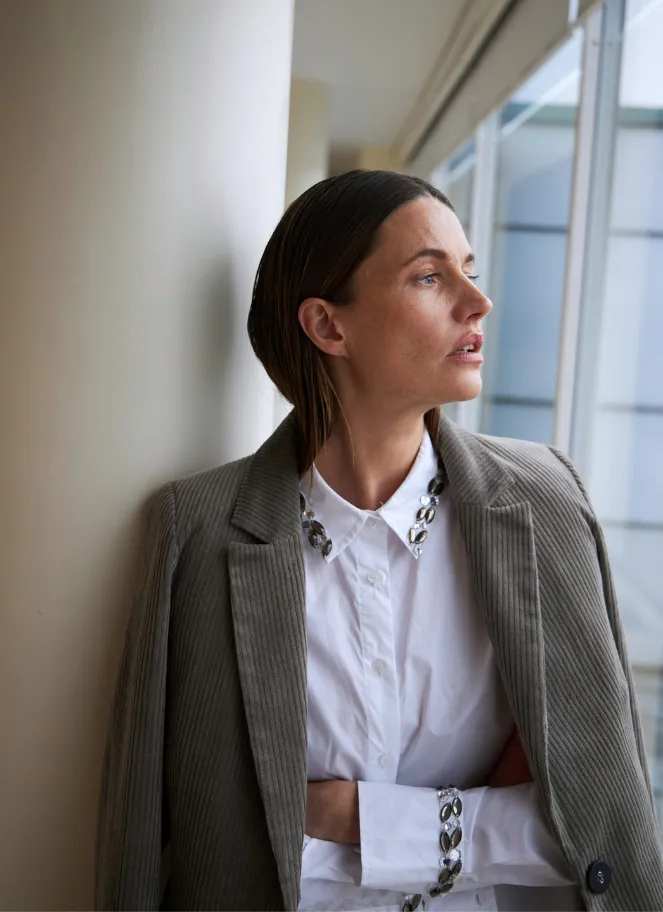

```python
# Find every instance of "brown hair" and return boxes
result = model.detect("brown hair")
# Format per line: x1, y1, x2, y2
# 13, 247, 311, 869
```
247, 169, 454, 473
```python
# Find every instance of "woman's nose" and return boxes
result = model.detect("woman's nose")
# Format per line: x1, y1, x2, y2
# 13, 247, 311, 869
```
462, 284, 492, 321
476, 290, 493, 319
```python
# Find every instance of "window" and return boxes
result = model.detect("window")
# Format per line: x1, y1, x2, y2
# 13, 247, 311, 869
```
431, 139, 476, 425
480, 33, 583, 443
572, 0, 663, 826
429, 0, 663, 833
431, 138, 475, 237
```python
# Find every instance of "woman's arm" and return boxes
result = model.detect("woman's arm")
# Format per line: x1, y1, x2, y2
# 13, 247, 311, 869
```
548, 446, 655, 806
306, 769, 574, 895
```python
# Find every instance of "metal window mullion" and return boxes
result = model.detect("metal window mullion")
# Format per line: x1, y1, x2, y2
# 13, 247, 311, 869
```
553, 0, 626, 464
553, 9, 604, 453
570, 0, 625, 474
457, 112, 499, 433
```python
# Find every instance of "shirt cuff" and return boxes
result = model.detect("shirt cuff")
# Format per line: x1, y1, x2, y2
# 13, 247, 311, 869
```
358, 781, 481, 893
461, 783, 574, 888
358, 781, 573, 895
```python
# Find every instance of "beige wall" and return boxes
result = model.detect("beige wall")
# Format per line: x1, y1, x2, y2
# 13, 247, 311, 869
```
356, 145, 404, 172
0, 0, 293, 907
275, 78, 330, 426
285, 78, 330, 207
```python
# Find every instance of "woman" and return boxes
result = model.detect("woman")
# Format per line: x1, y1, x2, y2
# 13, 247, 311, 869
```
96, 170, 663, 911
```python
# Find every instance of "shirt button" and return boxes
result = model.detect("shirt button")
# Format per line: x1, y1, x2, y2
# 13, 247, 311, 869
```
378, 754, 388, 767
372, 659, 386, 676
366, 572, 379, 585
366, 516, 377, 528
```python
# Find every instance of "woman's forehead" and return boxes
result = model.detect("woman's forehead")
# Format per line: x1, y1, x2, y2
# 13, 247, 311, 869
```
371, 197, 471, 265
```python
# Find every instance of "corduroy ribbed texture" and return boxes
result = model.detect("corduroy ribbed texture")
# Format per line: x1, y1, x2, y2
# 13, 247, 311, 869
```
95, 412, 663, 911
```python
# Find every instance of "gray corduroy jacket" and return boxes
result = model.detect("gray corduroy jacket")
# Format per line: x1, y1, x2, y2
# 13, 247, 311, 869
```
96, 412, 663, 911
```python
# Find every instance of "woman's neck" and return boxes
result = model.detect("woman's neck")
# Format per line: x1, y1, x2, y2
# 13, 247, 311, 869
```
313, 410, 427, 511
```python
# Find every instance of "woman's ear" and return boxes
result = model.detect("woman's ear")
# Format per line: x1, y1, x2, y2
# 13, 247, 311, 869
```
298, 298, 347, 357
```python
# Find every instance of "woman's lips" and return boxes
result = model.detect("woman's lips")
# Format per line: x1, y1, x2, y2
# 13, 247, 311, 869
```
446, 332, 484, 363
446, 349, 484, 363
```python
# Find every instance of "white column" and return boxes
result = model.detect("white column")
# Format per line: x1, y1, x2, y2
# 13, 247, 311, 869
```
0, 0, 293, 907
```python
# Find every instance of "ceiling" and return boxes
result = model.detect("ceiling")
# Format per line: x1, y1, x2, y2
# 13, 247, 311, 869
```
292, 0, 468, 163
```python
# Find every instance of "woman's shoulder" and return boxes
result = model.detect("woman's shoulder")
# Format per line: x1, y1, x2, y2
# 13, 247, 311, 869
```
472, 431, 591, 510
149, 454, 252, 544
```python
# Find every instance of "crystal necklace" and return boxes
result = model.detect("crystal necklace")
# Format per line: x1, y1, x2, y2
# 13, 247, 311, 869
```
299, 463, 445, 560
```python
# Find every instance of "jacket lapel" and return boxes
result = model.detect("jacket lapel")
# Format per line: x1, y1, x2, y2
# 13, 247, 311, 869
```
228, 414, 307, 911
455, 500, 551, 790
437, 416, 552, 801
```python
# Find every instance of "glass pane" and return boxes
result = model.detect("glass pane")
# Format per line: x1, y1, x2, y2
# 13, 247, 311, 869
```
448, 165, 473, 236
481, 402, 554, 443
431, 139, 476, 425
432, 138, 475, 237
480, 31, 583, 442
575, 0, 663, 828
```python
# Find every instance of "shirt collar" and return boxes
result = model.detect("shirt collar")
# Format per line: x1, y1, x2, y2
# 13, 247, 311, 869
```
299, 431, 440, 562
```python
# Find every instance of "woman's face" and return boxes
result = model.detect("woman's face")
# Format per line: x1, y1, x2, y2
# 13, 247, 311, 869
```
302, 196, 492, 413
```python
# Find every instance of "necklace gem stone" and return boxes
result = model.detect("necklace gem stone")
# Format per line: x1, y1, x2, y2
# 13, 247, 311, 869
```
300, 467, 444, 560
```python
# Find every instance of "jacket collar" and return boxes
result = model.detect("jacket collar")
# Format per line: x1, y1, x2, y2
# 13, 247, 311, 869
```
435, 411, 514, 506
231, 411, 302, 543
231, 409, 515, 543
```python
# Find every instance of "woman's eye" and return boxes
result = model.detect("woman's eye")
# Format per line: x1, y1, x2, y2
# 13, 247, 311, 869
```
467, 273, 480, 284
418, 273, 438, 286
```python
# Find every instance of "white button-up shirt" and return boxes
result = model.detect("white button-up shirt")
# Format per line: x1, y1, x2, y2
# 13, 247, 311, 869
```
298, 431, 573, 911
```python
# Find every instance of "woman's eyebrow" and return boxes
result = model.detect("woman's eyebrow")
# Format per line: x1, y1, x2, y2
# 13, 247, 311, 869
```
401, 248, 476, 268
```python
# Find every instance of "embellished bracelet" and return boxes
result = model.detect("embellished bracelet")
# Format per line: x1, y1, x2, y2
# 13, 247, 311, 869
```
401, 786, 463, 912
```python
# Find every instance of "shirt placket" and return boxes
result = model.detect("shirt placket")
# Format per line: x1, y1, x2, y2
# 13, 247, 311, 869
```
356, 517, 401, 781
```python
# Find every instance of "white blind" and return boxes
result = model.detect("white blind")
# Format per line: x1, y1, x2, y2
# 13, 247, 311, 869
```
411, 0, 574, 176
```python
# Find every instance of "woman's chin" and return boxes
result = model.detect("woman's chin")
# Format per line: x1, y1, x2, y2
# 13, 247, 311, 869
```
440, 375, 483, 404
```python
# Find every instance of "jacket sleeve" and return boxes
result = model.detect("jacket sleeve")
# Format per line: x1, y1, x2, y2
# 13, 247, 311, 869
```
95, 484, 179, 911
549, 446, 656, 808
